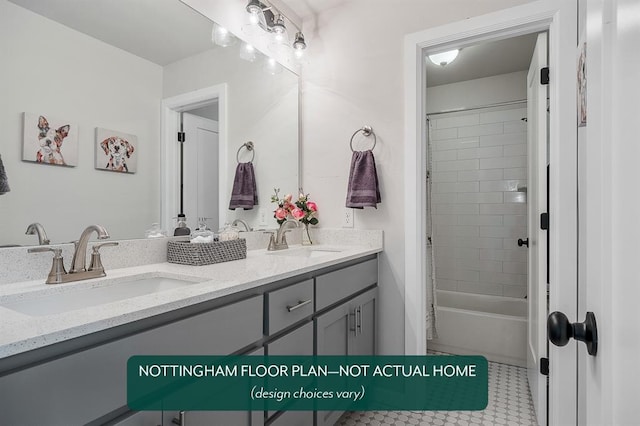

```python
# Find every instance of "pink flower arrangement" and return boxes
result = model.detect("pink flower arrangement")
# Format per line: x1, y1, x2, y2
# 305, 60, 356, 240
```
271, 188, 319, 226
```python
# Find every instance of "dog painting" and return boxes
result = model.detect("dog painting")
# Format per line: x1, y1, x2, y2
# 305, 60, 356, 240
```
95, 128, 137, 173
22, 113, 78, 166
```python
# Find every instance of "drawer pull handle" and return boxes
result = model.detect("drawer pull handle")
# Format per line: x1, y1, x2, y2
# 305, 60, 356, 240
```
287, 299, 312, 312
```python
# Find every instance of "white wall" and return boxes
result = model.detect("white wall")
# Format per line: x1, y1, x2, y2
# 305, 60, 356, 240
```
430, 106, 528, 298
427, 71, 528, 112
0, 0, 162, 245
163, 46, 298, 230
299, 0, 534, 354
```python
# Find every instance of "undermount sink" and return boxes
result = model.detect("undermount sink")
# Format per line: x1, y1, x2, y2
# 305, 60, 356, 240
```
268, 247, 344, 258
1, 274, 204, 317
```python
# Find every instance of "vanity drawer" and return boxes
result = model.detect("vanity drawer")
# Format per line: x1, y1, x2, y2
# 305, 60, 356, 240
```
0, 295, 263, 426
266, 279, 314, 335
315, 258, 378, 310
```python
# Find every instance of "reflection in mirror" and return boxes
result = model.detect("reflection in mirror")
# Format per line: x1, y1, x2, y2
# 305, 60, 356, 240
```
0, 0, 299, 247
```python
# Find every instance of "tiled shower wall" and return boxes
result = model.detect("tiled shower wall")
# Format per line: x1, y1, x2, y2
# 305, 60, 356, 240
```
429, 106, 528, 298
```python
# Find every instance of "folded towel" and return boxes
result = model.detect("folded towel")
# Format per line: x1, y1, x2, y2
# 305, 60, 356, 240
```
229, 162, 258, 210
0, 154, 10, 195
346, 150, 381, 208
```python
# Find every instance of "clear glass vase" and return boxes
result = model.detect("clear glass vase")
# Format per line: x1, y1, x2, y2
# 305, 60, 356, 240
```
302, 223, 313, 245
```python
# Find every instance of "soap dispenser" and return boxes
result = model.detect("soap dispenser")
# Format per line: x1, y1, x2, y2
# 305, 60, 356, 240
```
173, 214, 191, 236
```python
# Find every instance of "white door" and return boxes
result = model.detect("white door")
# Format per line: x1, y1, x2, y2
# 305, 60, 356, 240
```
578, 0, 640, 423
182, 113, 219, 231
526, 32, 548, 426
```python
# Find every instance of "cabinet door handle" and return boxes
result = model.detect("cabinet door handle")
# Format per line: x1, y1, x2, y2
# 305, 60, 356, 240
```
350, 309, 357, 334
357, 305, 363, 336
286, 299, 312, 312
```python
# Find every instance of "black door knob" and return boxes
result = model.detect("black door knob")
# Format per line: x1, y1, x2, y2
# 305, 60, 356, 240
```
548, 311, 598, 356
517, 238, 529, 247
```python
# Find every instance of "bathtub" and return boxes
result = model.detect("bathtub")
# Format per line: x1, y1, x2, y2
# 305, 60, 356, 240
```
429, 290, 527, 367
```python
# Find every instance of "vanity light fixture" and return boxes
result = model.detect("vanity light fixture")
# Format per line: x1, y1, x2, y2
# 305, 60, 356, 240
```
246, 0, 264, 25
271, 14, 287, 42
293, 32, 306, 58
243, 0, 307, 60
428, 49, 460, 66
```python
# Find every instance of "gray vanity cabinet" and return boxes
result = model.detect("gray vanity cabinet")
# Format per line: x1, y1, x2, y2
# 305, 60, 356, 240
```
108, 410, 165, 426
315, 287, 377, 426
0, 255, 378, 426
314, 258, 378, 426
315, 258, 378, 357
174, 348, 265, 426
0, 295, 263, 426
346, 289, 377, 356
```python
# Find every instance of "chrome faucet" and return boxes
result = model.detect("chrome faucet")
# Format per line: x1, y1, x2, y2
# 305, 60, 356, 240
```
267, 219, 299, 251
25, 223, 50, 245
29, 225, 118, 284
232, 219, 252, 232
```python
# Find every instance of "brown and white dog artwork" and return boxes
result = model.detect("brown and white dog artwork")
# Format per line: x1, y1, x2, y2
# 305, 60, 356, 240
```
95, 128, 138, 173
100, 137, 135, 172
22, 113, 78, 167
36, 116, 70, 165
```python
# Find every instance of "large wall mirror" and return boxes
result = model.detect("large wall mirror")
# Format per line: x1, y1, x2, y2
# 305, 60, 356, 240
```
0, 0, 299, 247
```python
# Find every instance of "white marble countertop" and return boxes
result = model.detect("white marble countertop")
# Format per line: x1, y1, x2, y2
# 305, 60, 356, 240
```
0, 242, 381, 359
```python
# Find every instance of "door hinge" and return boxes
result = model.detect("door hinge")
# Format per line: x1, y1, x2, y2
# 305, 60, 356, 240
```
540, 212, 549, 230
540, 357, 549, 376
177, 132, 186, 142
541, 67, 550, 85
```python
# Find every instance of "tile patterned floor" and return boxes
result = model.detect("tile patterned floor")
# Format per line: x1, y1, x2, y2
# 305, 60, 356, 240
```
337, 357, 537, 426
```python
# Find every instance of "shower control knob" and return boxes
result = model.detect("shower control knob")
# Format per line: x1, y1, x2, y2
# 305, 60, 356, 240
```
548, 311, 598, 356
517, 238, 529, 247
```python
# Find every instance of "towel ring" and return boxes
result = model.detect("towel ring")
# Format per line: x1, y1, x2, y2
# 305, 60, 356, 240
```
350, 126, 376, 152
236, 141, 255, 163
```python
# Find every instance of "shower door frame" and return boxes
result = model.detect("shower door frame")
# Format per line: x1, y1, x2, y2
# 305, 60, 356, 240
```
403, 1, 578, 425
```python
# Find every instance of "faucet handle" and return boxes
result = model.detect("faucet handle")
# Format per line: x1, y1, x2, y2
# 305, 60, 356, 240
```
28, 246, 62, 257
88, 242, 118, 273
92, 242, 119, 252
264, 231, 277, 251
28, 246, 61, 257
28, 247, 66, 284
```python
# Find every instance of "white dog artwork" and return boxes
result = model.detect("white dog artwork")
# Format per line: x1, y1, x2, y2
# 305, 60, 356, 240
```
22, 113, 79, 166
95, 128, 137, 173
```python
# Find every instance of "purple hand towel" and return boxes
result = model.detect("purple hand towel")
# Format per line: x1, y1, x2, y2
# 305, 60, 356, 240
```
229, 162, 258, 210
346, 150, 381, 208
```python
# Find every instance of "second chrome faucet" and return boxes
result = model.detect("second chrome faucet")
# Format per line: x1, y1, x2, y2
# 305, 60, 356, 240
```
28, 224, 118, 284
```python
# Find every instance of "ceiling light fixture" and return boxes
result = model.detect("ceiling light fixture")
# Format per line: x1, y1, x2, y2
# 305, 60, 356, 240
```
428, 49, 460, 66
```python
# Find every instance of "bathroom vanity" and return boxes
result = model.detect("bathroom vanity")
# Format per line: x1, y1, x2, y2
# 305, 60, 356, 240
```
0, 234, 381, 426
